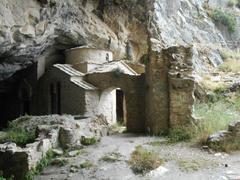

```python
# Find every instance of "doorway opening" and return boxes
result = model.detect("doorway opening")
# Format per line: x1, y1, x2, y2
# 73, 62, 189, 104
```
116, 89, 126, 125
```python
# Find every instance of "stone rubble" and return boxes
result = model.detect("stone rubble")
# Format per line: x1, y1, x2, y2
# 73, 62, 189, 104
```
0, 114, 109, 179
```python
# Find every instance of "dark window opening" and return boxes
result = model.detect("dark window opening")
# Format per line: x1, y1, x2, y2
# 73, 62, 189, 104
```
50, 82, 61, 114
116, 89, 126, 125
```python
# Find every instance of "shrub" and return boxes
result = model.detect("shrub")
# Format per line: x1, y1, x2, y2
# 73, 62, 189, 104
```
220, 49, 240, 60
128, 145, 164, 175
100, 152, 122, 162
228, 0, 240, 7
80, 136, 97, 146
212, 9, 237, 32
167, 126, 194, 143
228, 0, 237, 7
0, 121, 35, 147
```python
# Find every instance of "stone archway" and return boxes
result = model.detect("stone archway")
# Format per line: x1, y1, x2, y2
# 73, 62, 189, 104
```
86, 72, 146, 133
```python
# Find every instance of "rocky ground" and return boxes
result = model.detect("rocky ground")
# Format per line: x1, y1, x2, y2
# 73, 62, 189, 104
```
35, 133, 240, 180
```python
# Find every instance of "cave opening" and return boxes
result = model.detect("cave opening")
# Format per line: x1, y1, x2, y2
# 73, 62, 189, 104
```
0, 63, 37, 129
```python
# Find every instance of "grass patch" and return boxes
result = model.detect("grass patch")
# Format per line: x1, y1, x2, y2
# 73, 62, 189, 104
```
220, 49, 240, 60
80, 161, 94, 169
0, 176, 13, 180
0, 121, 36, 147
128, 145, 164, 175
199, 75, 227, 92
194, 95, 240, 147
219, 59, 240, 73
100, 152, 122, 162
177, 159, 201, 172
81, 136, 97, 146
167, 126, 194, 143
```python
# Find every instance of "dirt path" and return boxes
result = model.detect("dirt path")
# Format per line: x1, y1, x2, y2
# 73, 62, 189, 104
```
35, 134, 240, 180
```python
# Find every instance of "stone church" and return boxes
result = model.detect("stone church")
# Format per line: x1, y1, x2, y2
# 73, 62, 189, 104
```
0, 45, 195, 135
34, 47, 146, 132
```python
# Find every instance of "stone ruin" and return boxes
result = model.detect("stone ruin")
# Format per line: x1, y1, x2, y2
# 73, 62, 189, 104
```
0, 45, 198, 179
0, 115, 109, 179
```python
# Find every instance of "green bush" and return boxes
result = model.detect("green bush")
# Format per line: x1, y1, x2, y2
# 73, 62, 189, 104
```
128, 145, 164, 175
167, 126, 194, 143
212, 9, 237, 32
80, 136, 97, 146
0, 121, 35, 147
228, 0, 240, 7
228, 0, 237, 7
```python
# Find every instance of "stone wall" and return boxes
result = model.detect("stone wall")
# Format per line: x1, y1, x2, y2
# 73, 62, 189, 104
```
167, 47, 196, 127
145, 49, 170, 134
145, 44, 196, 135
0, 126, 58, 179
33, 67, 86, 115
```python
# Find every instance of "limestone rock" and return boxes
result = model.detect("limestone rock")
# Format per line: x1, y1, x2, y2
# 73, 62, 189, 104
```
37, 139, 51, 154
52, 148, 64, 156
35, 21, 48, 36
0, 0, 233, 81
207, 130, 232, 144
59, 127, 81, 149
67, 150, 80, 157
19, 24, 35, 38
228, 121, 240, 136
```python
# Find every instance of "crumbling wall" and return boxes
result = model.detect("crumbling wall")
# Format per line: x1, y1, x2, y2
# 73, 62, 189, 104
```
145, 44, 196, 135
167, 47, 195, 127
0, 115, 109, 179
0, 129, 58, 180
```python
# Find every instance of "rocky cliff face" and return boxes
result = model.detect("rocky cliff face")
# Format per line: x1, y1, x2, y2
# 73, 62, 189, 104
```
0, 0, 148, 80
0, 0, 236, 81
